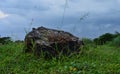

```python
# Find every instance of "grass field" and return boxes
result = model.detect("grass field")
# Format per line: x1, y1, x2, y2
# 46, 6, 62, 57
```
0, 42, 120, 74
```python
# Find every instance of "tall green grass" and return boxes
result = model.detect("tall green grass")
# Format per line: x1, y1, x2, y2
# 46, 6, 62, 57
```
0, 42, 120, 74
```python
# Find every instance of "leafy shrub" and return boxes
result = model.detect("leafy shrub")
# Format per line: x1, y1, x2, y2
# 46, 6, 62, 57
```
94, 33, 114, 45
110, 36, 120, 47
82, 38, 93, 45
0, 37, 12, 44
82, 38, 97, 48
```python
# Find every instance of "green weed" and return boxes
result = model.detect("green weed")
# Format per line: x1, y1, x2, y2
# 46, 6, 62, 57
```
0, 42, 120, 74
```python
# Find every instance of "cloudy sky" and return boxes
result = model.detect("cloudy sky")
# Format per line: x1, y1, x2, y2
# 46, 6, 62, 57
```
0, 0, 120, 40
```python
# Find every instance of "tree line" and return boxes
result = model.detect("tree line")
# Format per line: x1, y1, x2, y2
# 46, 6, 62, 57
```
93, 32, 120, 46
0, 36, 23, 45
1, 31, 120, 46
0, 37, 12, 44
82, 31, 120, 47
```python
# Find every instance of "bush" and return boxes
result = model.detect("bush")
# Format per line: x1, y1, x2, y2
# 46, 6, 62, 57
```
82, 38, 97, 48
110, 36, 120, 47
82, 38, 93, 45
93, 33, 114, 45
0, 37, 12, 44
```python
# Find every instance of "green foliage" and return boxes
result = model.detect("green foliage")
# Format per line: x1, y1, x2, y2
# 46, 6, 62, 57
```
114, 31, 120, 37
82, 38, 97, 49
110, 36, 120, 47
0, 42, 120, 73
82, 38, 93, 45
0, 37, 13, 44
93, 32, 120, 47
94, 33, 114, 45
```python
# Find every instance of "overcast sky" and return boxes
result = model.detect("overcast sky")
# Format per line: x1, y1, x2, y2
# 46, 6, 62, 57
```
0, 0, 120, 40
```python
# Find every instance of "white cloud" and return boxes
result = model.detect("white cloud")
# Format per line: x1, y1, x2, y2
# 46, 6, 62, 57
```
0, 10, 9, 19
0, 0, 120, 40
